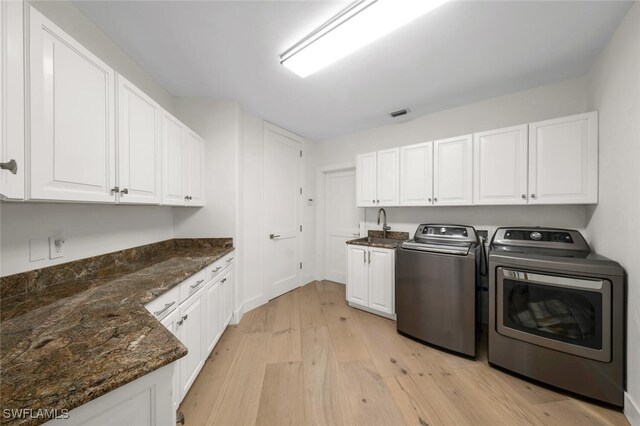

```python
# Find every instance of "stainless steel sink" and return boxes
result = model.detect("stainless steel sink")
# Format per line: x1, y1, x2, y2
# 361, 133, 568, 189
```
349, 237, 405, 246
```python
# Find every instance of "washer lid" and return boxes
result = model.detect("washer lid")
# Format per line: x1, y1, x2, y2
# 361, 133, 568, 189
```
491, 227, 590, 254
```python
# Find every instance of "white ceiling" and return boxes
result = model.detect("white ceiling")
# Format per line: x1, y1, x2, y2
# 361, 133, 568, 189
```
74, 0, 632, 141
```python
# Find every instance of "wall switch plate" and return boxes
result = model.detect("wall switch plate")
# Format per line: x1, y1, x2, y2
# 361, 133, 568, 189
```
29, 238, 49, 262
49, 237, 65, 259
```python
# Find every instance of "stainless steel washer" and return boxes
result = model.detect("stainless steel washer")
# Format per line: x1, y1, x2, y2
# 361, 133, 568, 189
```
396, 224, 481, 357
488, 227, 625, 406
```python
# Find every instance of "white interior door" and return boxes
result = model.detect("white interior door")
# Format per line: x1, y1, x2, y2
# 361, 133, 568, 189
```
324, 169, 361, 284
264, 124, 302, 300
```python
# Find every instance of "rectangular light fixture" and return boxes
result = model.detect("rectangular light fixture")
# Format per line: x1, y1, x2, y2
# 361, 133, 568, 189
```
280, 0, 451, 78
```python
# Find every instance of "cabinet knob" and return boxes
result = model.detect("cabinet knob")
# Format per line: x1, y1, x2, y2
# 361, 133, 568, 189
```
521, 194, 526, 199
428, 198, 432, 202
0, 159, 18, 175
434, 198, 438, 202
120, 188, 128, 195
376, 199, 380, 204
111, 186, 120, 194
372, 199, 375, 204
531, 194, 536, 198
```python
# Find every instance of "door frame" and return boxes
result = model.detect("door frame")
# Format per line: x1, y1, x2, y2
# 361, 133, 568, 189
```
314, 162, 364, 282
262, 122, 305, 301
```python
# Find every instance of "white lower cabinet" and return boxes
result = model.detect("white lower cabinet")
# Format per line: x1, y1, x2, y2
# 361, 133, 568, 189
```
203, 279, 221, 355
346, 245, 395, 317
177, 287, 205, 399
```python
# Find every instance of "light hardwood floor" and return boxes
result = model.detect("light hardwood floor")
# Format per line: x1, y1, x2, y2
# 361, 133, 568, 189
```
179, 281, 629, 426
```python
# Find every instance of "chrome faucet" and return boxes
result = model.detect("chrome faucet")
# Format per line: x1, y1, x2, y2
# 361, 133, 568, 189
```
377, 208, 391, 239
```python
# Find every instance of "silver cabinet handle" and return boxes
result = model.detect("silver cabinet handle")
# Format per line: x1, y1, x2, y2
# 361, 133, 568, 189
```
352, 232, 360, 237
212, 266, 222, 273
120, 188, 128, 195
226, 257, 234, 262
269, 234, 281, 239
190, 279, 204, 289
0, 159, 18, 174
531, 194, 536, 198
111, 186, 120, 194
153, 301, 176, 317
363, 251, 366, 263
182, 314, 188, 321
221, 278, 227, 283
177, 318, 184, 326
368, 251, 371, 264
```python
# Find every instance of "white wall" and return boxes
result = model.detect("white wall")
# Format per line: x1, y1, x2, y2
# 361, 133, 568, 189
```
313, 77, 591, 277
586, 3, 640, 422
0, 204, 174, 276
172, 98, 239, 238
0, 1, 178, 277
239, 110, 317, 311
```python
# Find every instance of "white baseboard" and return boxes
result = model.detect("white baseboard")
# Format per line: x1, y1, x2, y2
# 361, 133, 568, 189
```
232, 303, 245, 325
625, 392, 640, 426
243, 294, 267, 313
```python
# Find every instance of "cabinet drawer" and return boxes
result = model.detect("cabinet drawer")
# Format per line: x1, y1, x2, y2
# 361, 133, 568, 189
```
206, 253, 235, 282
180, 269, 207, 304
145, 285, 179, 322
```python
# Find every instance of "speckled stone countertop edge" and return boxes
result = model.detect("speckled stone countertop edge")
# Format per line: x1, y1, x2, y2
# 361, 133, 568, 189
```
0, 241, 234, 426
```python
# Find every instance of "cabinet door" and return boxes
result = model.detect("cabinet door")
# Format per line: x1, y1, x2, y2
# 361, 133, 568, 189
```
0, 1, 24, 200
185, 130, 205, 206
529, 112, 598, 204
178, 290, 204, 399
346, 245, 368, 306
433, 135, 473, 206
356, 152, 377, 207
368, 247, 394, 315
29, 7, 116, 202
220, 266, 234, 328
160, 309, 181, 410
203, 278, 221, 356
161, 111, 185, 206
474, 125, 528, 205
116, 74, 161, 204
400, 142, 433, 206
376, 148, 400, 206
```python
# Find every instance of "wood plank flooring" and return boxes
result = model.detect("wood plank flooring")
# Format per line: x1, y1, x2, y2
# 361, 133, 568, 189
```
179, 281, 629, 426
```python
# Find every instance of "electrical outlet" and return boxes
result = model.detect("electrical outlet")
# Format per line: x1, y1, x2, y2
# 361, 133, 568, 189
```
49, 237, 65, 259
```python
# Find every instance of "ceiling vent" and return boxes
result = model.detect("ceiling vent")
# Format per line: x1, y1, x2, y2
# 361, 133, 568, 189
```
390, 108, 410, 118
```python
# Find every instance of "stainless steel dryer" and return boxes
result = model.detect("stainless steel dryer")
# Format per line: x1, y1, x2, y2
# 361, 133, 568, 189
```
488, 227, 625, 406
396, 224, 481, 357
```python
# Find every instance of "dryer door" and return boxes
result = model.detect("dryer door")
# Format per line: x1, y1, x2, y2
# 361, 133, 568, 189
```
496, 268, 611, 362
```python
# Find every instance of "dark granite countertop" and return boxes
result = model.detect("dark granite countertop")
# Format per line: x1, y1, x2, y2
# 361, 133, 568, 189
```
346, 230, 410, 249
0, 238, 233, 425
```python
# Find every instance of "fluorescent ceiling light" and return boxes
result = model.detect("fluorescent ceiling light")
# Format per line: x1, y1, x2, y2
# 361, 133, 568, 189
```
281, 0, 451, 78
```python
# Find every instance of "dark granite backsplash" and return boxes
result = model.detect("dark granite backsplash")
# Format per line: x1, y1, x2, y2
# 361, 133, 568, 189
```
0, 238, 232, 300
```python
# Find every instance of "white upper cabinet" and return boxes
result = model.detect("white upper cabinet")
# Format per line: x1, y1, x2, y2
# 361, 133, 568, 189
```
376, 147, 399, 206
356, 149, 399, 207
400, 142, 433, 206
184, 130, 205, 207
162, 111, 185, 206
433, 135, 473, 206
116, 74, 161, 204
0, 1, 25, 200
528, 112, 598, 204
474, 125, 528, 205
28, 7, 116, 202
356, 152, 377, 207
161, 112, 205, 207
